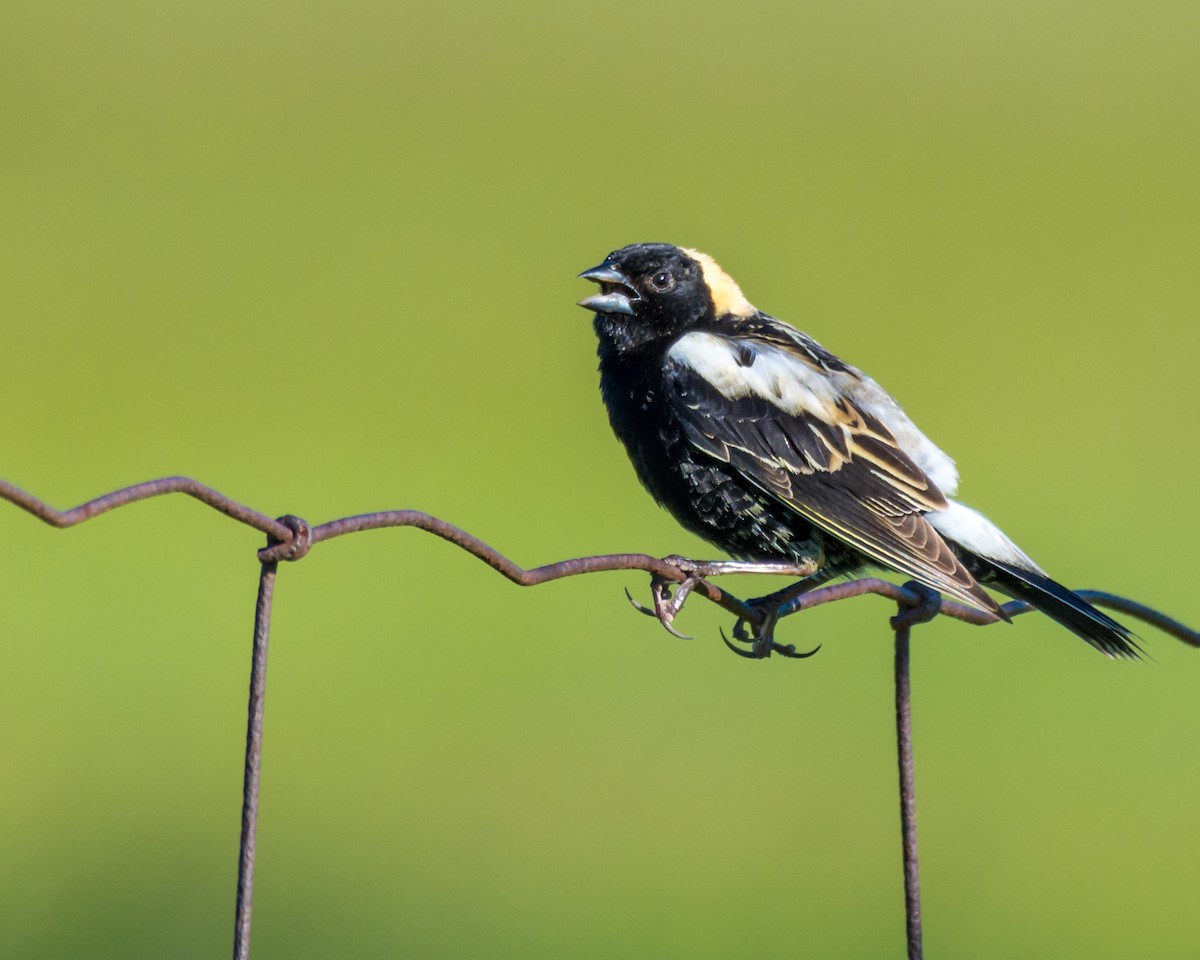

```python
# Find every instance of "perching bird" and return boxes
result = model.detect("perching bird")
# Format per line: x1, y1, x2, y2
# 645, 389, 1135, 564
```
577, 242, 1137, 658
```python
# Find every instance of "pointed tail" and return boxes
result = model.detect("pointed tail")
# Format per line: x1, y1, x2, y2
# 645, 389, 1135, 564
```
978, 557, 1141, 659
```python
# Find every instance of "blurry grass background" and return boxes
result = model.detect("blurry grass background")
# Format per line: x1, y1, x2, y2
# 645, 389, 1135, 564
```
2, 0, 1198, 957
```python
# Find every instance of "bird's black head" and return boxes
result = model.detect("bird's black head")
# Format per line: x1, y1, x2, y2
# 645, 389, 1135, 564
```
577, 243, 755, 352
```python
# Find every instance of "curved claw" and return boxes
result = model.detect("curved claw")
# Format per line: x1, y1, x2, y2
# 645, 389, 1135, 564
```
625, 586, 694, 639
721, 627, 767, 659
775, 642, 822, 659
651, 578, 696, 639
722, 615, 819, 661
624, 587, 659, 618
658, 617, 694, 641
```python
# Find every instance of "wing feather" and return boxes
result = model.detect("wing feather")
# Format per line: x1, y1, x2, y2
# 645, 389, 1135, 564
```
665, 328, 1001, 614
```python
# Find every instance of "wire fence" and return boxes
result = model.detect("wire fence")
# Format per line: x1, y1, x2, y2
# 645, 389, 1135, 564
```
2, 475, 1197, 960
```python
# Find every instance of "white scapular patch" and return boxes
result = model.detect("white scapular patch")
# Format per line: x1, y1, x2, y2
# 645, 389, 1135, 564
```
667, 330, 961, 495
669, 331, 840, 414
681, 248, 756, 318
928, 500, 1044, 572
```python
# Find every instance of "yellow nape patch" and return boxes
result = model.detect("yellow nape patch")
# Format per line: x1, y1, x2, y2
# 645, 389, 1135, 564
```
682, 248, 756, 318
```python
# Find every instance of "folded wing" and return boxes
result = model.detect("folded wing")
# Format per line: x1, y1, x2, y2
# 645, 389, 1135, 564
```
665, 328, 1002, 615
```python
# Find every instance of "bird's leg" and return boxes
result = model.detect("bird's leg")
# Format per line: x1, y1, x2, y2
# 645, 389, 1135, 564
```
744, 568, 839, 615
890, 581, 942, 630
627, 556, 812, 639
660, 556, 819, 579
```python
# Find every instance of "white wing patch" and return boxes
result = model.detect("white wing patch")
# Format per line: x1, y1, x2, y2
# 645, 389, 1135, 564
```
667, 330, 960, 495
928, 500, 1044, 573
668, 331, 843, 419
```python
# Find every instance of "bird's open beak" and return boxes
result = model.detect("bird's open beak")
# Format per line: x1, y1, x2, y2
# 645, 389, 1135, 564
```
577, 263, 639, 316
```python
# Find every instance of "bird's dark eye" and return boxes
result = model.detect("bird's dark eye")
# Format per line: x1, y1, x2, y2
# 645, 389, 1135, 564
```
649, 271, 675, 292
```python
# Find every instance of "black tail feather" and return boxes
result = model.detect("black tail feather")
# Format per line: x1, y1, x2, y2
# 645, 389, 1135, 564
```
974, 557, 1141, 659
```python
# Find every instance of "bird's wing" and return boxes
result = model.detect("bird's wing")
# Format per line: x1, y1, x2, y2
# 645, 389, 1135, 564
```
664, 328, 1001, 614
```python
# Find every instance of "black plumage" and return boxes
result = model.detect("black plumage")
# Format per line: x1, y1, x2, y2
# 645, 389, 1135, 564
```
578, 242, 1138, 658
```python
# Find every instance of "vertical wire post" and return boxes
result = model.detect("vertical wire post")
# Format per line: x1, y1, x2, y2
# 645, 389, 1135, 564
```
894, 623, 923, 959
233, 560, 277, 960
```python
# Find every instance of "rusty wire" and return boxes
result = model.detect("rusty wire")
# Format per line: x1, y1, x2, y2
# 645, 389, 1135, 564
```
2, 475, 1197, 960
5, 475, 1196, 645
234, 561, 275, 960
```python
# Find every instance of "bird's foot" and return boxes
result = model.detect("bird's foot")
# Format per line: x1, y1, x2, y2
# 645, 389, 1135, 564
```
721, 597, 822, 660
625, 574, 700, 640
626, 555, 826, 655
890, 581, 943, 630
623, 555, 762, 639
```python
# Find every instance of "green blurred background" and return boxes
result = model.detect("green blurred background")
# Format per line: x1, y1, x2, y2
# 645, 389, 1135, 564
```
2, 1, 1198, 957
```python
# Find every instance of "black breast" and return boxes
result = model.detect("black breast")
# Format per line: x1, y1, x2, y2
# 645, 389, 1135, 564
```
596, 342, 818, 562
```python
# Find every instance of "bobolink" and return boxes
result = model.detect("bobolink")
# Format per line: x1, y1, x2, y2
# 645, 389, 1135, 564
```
578, 243, 1137, 658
